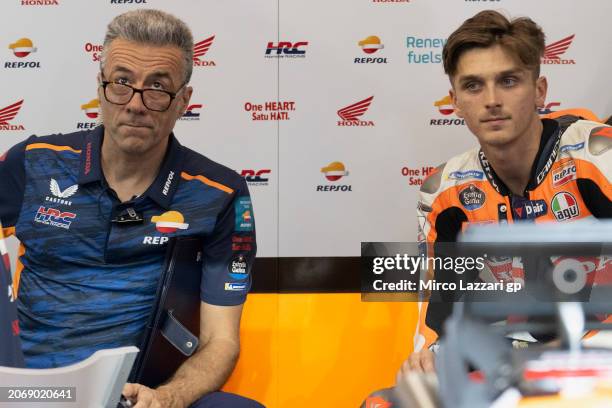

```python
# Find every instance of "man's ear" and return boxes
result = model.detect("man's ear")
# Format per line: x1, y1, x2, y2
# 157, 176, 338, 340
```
176, 86, 193, 120
96, 73, 104, 102
96, 73, 105, 125
450, 87, 463, 118
535, 76, 548, 109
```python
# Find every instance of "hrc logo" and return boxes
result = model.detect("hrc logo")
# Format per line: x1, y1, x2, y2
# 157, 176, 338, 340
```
34, 206, 76, 229
180, 104, 203, 120
241, 169, 271, 184
265, 41, 308, 56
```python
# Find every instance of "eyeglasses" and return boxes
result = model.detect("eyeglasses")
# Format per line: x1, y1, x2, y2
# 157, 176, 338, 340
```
100, 80, 184, 112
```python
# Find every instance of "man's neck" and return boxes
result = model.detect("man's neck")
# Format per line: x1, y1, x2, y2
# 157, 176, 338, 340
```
481, 117, 543, 196
101, 136, 168, 203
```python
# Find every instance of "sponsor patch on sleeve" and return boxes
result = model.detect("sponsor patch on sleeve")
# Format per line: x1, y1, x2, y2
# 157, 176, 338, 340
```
232, 235, 254, 251
225, 282, 247, 291
459, 184, 486, 211
551, 160, 577, 188
447, 170, 484, 180
228, 254, 249, 280
234, 196, 253, 231
551, 191, 580, 221
512, 198, 548, 220
559, 142, 584, 154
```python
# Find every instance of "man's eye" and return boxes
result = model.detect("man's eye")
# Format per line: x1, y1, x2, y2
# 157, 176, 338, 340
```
116, 78, 130, 85
465, 82, 481, 92
502, 77, 517, 87
151, 81, 165, 90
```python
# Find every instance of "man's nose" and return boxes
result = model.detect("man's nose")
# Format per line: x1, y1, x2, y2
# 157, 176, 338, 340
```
484, 85, 502, 109
125, 90, 147, 113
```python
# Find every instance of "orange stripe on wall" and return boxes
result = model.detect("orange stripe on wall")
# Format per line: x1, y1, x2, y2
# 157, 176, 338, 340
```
26, 143, 82, 154
181, 172, 234, 194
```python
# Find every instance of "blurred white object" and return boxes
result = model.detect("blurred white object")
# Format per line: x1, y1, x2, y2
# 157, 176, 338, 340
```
0, 346, 138, 408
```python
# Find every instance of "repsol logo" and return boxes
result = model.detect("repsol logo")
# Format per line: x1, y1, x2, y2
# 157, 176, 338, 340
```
162, 171, 174, 196
4, 61, 41, 69
143, 236, 169, 245
430, 118, 465, 126
316, 185, 352, 192
76, 122, 97, 130
354, 57, 387, 64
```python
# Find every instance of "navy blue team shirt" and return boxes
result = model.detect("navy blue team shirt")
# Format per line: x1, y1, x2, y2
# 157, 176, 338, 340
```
0, 126, 256, 368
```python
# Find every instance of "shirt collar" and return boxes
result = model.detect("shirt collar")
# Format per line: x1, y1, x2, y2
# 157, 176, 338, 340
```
78, 125, 185, 209
145, 134, 185, 209
78, 125, 104, 185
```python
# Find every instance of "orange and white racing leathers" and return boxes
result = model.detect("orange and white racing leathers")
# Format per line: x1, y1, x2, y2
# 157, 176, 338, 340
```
414, 115, 612, 352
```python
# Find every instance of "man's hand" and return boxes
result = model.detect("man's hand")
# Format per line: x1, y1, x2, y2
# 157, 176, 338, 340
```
122, 383, 182, 408
396, 348, 436, 382
123, 303, 242, 407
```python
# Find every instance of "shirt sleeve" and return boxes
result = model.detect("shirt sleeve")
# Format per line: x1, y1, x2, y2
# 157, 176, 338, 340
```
200, 178, 257, 306
0, 138, 29, 236
575, 122, 612, 218
414, 191, 441, 351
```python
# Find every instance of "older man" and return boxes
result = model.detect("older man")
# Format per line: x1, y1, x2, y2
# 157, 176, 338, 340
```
0, 9, 261, 408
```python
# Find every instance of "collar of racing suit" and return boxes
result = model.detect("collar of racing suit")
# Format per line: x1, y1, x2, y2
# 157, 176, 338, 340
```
478, 118, 561, 197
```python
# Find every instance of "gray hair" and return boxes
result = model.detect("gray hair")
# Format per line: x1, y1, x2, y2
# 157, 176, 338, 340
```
101, 9, 194, 84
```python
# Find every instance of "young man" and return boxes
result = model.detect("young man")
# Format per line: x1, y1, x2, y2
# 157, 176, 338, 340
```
363, 9, 611, 406
407, 9, 611, 374
0, 10, 261, 408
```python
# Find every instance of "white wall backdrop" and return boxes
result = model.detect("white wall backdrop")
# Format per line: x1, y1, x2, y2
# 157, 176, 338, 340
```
2, 0, 611, 260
